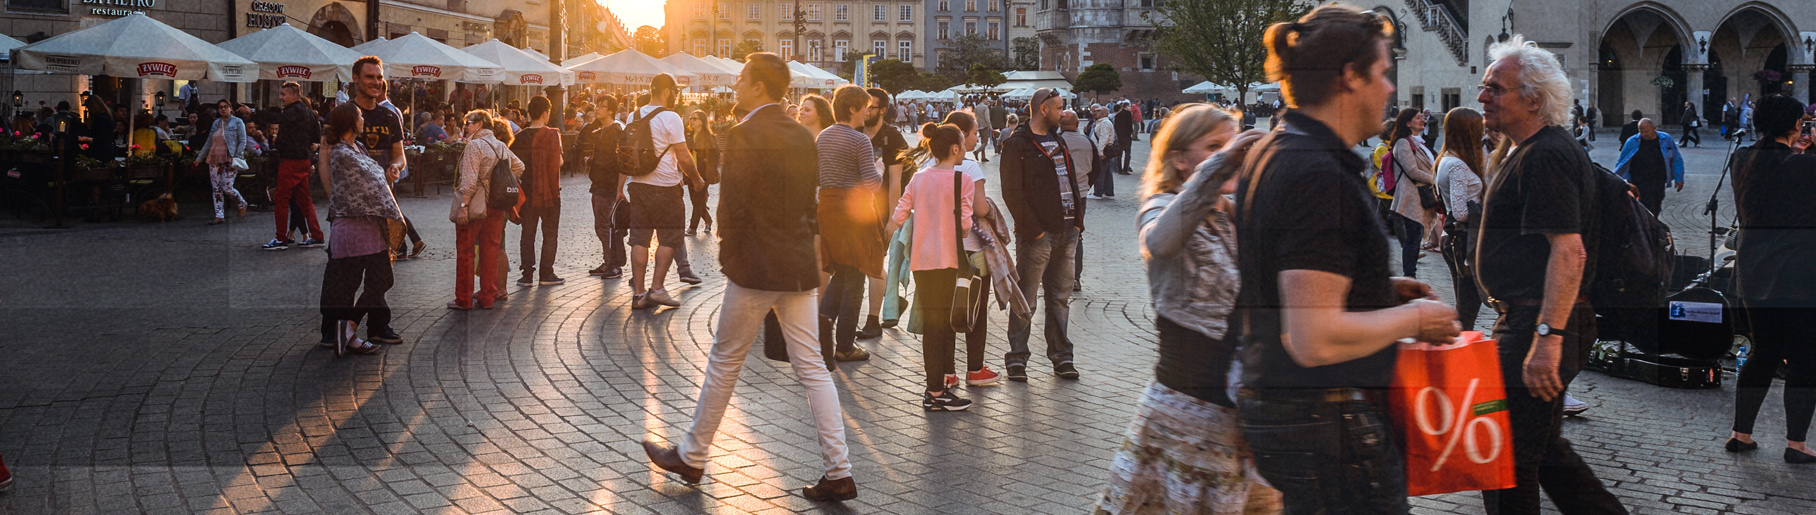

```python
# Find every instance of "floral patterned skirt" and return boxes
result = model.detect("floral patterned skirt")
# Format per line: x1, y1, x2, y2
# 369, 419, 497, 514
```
1095, 382, 1282, 515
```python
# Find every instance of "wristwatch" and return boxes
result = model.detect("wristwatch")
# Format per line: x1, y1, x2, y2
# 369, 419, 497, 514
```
1535, 323, 1569, 338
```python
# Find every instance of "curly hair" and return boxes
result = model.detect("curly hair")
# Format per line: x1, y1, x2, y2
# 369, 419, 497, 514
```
1488, 35, 1573, 127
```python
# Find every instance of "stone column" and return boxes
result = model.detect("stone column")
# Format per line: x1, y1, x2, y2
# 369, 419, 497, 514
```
1685, 64, 1705, 118
1793, 65, 1814, 105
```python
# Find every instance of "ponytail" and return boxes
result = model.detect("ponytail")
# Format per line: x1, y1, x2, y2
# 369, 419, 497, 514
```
905, 122, 963, 169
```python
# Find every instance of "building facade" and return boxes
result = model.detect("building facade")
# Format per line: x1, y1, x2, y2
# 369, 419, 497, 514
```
922, 0, 1006, 72
1032, 0, 1201, 102
664, 0, 925, 71
0, 0, 235, 112
1383, 0, 1816, 128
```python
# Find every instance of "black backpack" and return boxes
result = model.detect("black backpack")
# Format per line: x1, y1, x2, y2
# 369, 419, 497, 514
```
618, 107, 671, 177
1587, 161, 1674, 346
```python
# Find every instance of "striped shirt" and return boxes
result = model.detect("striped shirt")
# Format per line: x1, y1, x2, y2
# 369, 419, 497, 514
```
816, 123, 881, 189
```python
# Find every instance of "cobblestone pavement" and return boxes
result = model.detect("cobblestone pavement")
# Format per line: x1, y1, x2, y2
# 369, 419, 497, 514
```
0, 126, 1811, 514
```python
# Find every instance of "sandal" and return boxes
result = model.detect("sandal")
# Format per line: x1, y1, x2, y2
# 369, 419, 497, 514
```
208, 218, 225, 225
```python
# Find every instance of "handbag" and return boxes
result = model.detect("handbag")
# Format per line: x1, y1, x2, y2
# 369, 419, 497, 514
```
230, 156, 249, 171
1399, 153, 1442, 210
1388, 332, 1516, 496
949, 171, 986, 333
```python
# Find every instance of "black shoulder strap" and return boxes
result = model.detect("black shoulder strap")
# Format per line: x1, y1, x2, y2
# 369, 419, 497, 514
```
954, 170, 965, 266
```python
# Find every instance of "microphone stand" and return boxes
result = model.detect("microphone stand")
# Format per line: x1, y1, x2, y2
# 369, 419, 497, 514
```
1702, 129, 1747, 280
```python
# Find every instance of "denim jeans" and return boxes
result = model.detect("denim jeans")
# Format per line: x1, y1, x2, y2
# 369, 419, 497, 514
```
1006, 227, 1078, 368
1239, 394, 1408, 515
819, 264, 864, 351
1481, 305, 1627, 515
1398, 213, 1422, 277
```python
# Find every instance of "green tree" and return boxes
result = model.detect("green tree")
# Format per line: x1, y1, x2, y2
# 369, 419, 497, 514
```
916, 71, 954, 93
871, 59, 921, 93
1143, 0, 1307, 104
730, 40, 764, 61
1011, 37, 1041, 70
1073, 63, 1123, 100
965, 63, 1007, 89
936, 33, 1010, 81
633, 25, 667, 57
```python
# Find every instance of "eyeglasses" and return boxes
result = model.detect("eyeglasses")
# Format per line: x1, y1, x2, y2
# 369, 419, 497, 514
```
1476, 84, 1510, 97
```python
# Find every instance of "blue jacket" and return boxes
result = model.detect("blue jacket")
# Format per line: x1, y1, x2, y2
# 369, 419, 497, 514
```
1613, 132, 1684, 183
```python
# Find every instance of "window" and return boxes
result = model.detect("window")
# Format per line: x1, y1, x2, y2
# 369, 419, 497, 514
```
780, 4, 793, 20
719, 40, 732, 57
965, 21, 976, 36
1138, 52, 1155, 71
874, 5, 885, 21
808, 4, 821, 21
7, 0, 62, 12
694, 40, 707, 56
938, 0, 948, 11
988, 0, 998, 11
836, 4, 848, 21
749, 3, 761, 19
694, 2, 706, 18
965, 0, 974, 11
900, 4, 913, 21
1016, 7, 1026, 26
780, 40, 794, 60
988, 21, 999, 40
719, 5, 731, 19
1138, 0, 1151, 6
835, 40, 848, 61
809, 40, 823, 61
874, 40, 887, 57
1040, 0, 1047, 10
899, 40, 912, 61
938, 22, 949, 40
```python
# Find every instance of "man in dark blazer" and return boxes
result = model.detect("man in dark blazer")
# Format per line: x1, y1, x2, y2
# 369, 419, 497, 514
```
1619, 110, 1642, 146
640, 52, 859, 503
1112, 101, 1135, 174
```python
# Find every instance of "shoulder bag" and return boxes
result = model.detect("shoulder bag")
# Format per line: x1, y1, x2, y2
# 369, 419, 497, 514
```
949, 170, 987, 333
484, 139, 524, 218
1400, 146, 1443, 211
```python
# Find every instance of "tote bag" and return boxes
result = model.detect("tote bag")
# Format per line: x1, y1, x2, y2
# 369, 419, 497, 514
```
1389, 331, 1516, 496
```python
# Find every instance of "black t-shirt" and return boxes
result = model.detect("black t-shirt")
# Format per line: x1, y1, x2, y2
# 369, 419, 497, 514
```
872, 124, 909, 188
1477, 125, 1599, 301
588, 121, 622, 193
1630, 137, 1665, 185
357, 101, 404, 166
1234, 113, 1398, 390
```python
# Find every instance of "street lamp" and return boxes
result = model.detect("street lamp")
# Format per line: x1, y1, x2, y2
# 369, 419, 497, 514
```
153, 91, 165, 118
793, 4, 807, 63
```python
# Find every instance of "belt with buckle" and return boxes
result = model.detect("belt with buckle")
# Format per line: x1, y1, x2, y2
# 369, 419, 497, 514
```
1485, 295, 1589, 314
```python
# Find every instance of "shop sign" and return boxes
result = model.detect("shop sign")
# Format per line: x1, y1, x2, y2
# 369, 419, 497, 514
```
83, 0, 157, 17
276, 65, 313, 79
577, 71, 595, 82
411, 65, 442, 78
520, 74, 543, 85
136, 61, 177, 78
246, 1, 285, 28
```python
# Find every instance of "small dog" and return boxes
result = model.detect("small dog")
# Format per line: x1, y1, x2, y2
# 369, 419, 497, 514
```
139, 193, 178, 222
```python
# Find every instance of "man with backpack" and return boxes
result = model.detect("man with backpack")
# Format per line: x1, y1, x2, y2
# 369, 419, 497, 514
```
1474, 39, 1628, 514
587, 96, 629, 278
624, 74, 706, 309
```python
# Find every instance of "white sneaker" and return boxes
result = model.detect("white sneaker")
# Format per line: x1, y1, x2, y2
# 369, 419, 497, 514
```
1085, 194, 1103, 200
647, 289, 681, 307
1562, 394, 1589, 416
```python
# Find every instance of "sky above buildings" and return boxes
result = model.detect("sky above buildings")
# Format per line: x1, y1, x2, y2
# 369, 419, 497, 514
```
603, 0, 664, 32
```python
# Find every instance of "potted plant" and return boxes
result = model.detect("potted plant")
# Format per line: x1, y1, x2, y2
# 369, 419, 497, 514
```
1651, 76, 1675, 89
123, 151, 166, 180
70, 153, 115, 182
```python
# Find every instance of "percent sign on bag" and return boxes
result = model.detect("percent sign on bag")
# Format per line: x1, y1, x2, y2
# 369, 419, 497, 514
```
1390, 334, 1516, 496
1411, 378, 1506, 471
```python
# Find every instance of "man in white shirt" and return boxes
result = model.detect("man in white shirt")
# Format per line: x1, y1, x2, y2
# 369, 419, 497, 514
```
1088, 106, 1117, 199
627, 74, 705, 309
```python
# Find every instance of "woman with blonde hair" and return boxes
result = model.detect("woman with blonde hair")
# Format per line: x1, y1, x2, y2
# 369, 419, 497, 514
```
1096, 104, 1280, 514
447, 110, 525, 310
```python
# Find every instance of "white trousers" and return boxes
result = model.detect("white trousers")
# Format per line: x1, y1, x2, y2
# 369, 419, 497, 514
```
678, 281, 853, 480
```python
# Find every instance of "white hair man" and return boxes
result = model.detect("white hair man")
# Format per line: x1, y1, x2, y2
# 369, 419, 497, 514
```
1474, 35, 1629, 515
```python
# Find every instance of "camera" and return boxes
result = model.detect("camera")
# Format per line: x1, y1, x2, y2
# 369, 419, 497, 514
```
1802, 120, 1814, 136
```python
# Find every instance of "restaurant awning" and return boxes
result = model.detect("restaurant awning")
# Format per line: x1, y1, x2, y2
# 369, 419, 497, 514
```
358, 32, 504, 83
461, 39, 574, 86
13, 12, 256, 82
216, 23, 362, 82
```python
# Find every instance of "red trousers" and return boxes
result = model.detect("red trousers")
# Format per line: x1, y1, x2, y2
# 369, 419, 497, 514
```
455, 212, 507, 308
273, 159, 324, 241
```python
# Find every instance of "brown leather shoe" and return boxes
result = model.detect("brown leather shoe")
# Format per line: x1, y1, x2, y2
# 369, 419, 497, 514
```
802, 475, 857, 502
640, 440, 703, 484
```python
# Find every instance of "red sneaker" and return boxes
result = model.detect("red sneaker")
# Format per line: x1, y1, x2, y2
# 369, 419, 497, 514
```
944, 373, 960, 391
0, 453, 13, 491
966, 366, 1002, 386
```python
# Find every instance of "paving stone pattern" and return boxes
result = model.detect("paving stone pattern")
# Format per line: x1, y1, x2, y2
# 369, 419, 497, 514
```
0, 127, 1810, 514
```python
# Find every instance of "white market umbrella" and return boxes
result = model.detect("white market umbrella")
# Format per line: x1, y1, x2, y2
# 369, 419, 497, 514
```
785, 61, 831, 89
897, 90, 924, 100
360, 32, 504, 83
709, 56, 745, 74
217, 23, 361, 82
1000, 87, 1034, 100
350, 37, 387, 53
562, 52, 603, 67
14, 12, 255, 82
523, 47, 548, 60
0, 33, 26, 62
461, 39, 573, 86
566, 49, 693, 87
660, 52, 735, 89
1182, 81, 1221, 94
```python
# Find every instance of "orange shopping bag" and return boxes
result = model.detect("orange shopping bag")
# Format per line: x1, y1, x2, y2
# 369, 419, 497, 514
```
1388, 331, 1516, 496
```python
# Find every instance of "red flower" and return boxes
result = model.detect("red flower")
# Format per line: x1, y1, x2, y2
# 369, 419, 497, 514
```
80, 143, 89, 149
131, 144, 141, 150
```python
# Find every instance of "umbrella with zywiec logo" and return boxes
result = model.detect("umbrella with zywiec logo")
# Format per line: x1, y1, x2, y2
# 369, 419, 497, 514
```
356, 32, 504, 84
216, 23, 363, 82
459, 39, 573, 87
565, 49, 693, 87
13, 11, 256, 82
